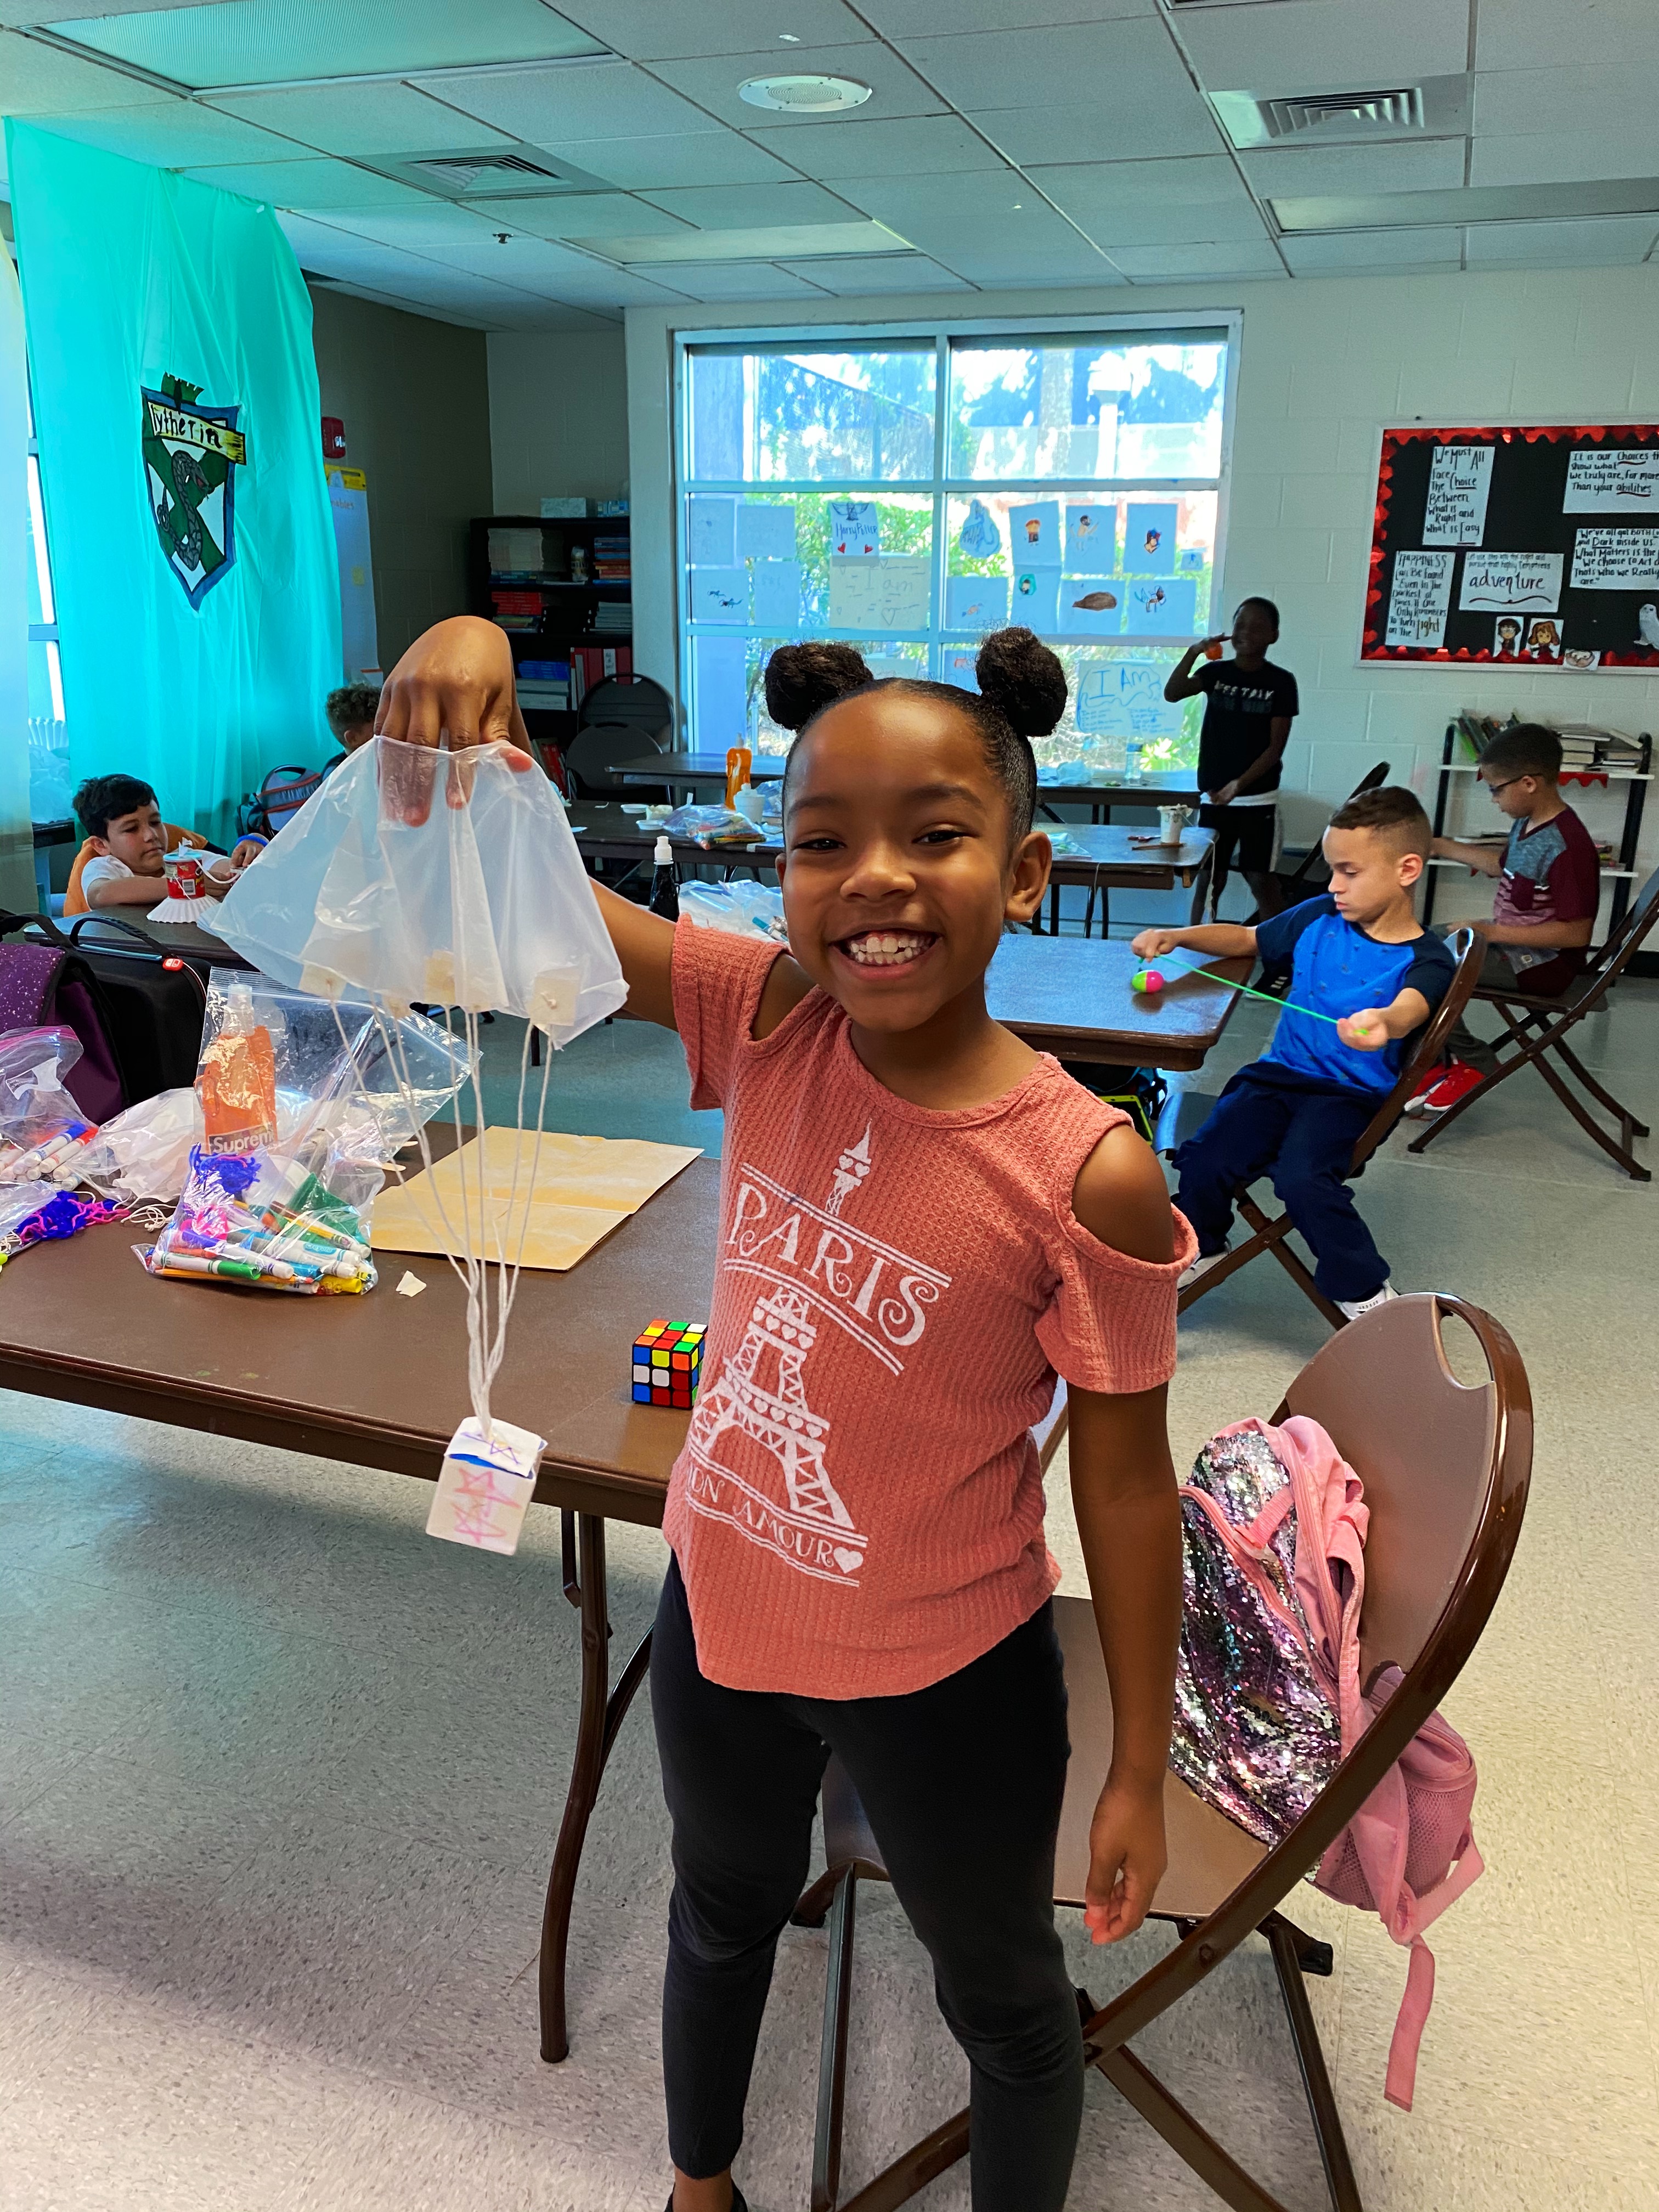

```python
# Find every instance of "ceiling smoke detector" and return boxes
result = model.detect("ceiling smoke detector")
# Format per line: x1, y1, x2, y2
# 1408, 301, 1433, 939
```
737, 73, 872, 113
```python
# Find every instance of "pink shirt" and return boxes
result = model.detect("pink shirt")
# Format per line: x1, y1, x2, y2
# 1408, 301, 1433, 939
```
663, 923, 1195, 1699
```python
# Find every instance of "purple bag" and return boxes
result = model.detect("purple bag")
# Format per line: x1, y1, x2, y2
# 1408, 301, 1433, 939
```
0, 944, 125, 1122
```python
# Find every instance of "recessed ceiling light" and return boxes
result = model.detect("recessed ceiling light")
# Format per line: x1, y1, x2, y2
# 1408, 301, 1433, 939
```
738, 73, 873, 114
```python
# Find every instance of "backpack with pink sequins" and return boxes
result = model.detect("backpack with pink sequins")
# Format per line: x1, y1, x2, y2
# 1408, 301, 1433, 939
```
1169, 1415, 1483, 2112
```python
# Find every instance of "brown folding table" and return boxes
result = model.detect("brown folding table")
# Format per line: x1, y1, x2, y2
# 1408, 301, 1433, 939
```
0, 1154, 719, 2066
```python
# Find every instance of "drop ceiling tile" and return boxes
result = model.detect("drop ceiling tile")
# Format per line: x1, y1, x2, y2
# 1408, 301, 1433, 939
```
1109, 239, 1284, 278
972, 95, 1221, 167
647, 42, 944, 129
1054, 196, 1269, 250
528, 129, 797, 189
637, 179, 856, 229
41, 0, 605, 92
898, 18, 1195, 116
552, 0, 872, 60
1282, 228, 1463, 272
16, 99, 297, 168
468, 191, 689, 241
0, 26, 170, 112
951, 249, 1131, 288
1465, 216, 1659, 266
777, 252, 973, 293
861, 0, 1153, 26
178, 156, 429, 210
206, 81, 517, 159
749, 114, 1001, 180
1475, 0, 1651, 71
1240, 139, 1468, 197
1028, 155, 1249, 213
581, 218, 907, 262
426, 59, 720, 143
664, 262, 831, 298
309, 201, 501, 248
3, 0, 211, 18
1470, 130, 1659, 189
1175, 0, 1470, 99
823, 168, 1029, 229
1474, 66, 1654, 138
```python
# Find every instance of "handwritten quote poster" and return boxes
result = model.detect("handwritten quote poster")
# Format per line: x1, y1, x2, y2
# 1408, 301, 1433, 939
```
1564, 450, 1659, 512
1458, 551, 1562, 611
1422, 446, 1494, 546
1074, 662, 1184, 740
828, 556, 929, 630
1570, 528, 1659, 590
1385, 550, 1454, 647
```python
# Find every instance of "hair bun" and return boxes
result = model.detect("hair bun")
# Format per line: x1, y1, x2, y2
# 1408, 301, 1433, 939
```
764, 642, 873, 732
975, 627, 1067, 740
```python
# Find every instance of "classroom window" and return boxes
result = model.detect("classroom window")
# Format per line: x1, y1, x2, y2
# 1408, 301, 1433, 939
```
676, 321, 1234, 770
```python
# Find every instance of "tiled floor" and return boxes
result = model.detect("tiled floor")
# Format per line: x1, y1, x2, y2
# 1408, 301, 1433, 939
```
2, 961, 1655, 2210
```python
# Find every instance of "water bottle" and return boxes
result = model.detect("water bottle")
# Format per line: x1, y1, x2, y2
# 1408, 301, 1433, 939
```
648, 834, 680, 921
1124, 739, 1143, 784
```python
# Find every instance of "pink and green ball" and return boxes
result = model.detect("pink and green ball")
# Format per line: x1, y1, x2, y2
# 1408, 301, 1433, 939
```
1132, 967, 1165, 995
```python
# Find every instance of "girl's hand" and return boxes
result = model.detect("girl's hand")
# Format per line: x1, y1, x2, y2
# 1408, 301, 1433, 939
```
1338, 1008, 1387, 1049
1131, 927, 1183, 958
374, 617, 535, 822
1083, 1773, 1167, 1945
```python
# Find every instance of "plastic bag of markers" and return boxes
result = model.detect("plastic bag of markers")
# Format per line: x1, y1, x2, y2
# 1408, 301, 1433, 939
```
138, 1141, 381, 1296
0, 1026, 100, 1188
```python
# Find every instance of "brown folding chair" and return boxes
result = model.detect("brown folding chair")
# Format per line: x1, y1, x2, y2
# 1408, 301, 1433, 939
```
1407, 867, 1658, 1181
1177, 929, 1483, 1328
793, 1293, 1532, 2212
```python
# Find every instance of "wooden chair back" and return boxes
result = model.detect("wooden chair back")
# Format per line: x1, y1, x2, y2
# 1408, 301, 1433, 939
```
1348, 927, 1482, 1172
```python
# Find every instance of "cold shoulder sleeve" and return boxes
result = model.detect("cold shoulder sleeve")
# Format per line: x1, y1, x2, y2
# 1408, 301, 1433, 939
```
670, 920, 789, 1112
1035, 1175, 1197, 1396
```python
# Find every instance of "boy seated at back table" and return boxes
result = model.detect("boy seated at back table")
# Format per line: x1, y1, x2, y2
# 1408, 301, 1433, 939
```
1405, 722, 1600, 1119
68, 775, 261, 913
1133, 786, 1455, 1320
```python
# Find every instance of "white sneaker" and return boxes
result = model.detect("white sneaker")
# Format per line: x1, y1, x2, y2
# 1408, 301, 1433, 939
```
1336, 1283, 1399, 1321
1178, 1249, 1231, 1291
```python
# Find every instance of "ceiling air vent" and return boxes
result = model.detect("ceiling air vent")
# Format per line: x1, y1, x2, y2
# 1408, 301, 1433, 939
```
409, 153, 564, 190
362, 144, 613, 199
1211, 75, 1468, 151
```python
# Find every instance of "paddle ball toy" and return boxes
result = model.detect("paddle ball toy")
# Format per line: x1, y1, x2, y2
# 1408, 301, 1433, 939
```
1131, 967, 1164, 995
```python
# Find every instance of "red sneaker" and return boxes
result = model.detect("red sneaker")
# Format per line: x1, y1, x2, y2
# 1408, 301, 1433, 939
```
1401, 1061, 1448, 1119
1414, 1058, 1487, 1117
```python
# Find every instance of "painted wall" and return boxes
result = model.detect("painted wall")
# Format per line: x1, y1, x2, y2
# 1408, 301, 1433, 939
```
625, 267, 1659, 919
488, 329, 629, 514
308, 283, 492, 671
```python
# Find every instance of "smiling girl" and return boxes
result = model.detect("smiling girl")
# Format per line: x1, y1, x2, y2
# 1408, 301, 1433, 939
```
375, 619, 1193, 2212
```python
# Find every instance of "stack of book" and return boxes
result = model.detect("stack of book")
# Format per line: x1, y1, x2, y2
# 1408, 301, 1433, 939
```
592, 600, 632, 635
1555, 723, 1644, 773
594, 533, 631, 580
488, 526, 544, 574
492, 589, 541, 631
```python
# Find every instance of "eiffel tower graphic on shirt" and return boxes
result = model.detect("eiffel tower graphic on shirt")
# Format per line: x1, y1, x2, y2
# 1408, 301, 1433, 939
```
683, 1128, 876, 1585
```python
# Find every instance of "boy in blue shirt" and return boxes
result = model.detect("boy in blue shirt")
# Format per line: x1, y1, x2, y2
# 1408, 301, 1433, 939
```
1133, 786, 1454, 1319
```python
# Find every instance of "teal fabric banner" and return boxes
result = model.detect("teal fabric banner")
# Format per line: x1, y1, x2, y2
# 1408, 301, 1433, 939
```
6, 124, 340, 844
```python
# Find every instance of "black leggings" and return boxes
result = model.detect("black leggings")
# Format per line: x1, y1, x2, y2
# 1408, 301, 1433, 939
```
651, 1557, 1083, 2210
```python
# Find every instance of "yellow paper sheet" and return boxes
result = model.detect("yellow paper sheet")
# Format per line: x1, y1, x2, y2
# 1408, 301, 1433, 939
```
370, 1128, 701, 1271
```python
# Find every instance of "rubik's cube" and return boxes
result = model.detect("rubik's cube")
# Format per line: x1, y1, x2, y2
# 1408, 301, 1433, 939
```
633, 1319, 706, 1408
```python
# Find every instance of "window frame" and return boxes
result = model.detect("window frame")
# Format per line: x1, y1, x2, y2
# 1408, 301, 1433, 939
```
672, 308, 1242, 747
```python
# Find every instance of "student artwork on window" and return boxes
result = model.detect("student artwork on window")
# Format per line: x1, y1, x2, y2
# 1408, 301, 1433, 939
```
944, 574, 1008, 632
1008, 502, 1061, 563
1422, 445, 1494, 546
736, 501, 797, 561
1011, 567, 1058, 631
1122, 575, 1195, 636
1058, 580, 1120, 636
1459, 551, 1562, 612
1124, 503, 1176, 574
957, 498, 1000, 558
690, 568, 748, 622
1178, 545, 1206, 573
944, 650, 979, 692
827, 500, 879, 556
694, 634, 749, 746
1064, 503, 1113, 571
689, 496, 735, 566
827, 555, 929, 631
750, 560, 803, 631
1074, 662, 1184, 740
1384, 550, 1454, 648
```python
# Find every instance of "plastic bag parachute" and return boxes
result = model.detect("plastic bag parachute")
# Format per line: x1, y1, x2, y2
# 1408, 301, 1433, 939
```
214, 738, 628, 1526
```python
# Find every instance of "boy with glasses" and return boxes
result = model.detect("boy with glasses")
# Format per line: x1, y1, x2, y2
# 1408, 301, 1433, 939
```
1408, 723, 1599, 1117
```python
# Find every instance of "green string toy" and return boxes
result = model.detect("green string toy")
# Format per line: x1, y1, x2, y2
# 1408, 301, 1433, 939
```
1132, 952, 1376, 1037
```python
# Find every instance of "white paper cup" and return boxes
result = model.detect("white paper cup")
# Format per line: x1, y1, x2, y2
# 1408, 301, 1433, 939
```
1158, 804, 1188, 846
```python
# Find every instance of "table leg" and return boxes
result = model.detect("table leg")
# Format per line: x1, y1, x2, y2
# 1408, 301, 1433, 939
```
1047, 878, 1061, 935
539, 1509, 654, 2063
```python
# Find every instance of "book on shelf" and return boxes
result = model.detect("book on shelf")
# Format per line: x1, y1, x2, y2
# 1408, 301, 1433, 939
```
488, 527, 543, 571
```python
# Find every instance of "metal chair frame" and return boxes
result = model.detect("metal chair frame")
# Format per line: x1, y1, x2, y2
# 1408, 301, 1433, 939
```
793, 1295, 1533, 2212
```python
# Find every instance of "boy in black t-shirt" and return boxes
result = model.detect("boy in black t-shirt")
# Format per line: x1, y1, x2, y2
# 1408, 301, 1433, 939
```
1165, 596, 1298, 918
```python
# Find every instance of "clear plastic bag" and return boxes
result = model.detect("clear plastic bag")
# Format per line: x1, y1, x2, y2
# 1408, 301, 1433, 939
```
139, 1142, 380, 1296
663, 803, 770, 850
678, 880, 788, 944
78, 1088, 202, 1206
212, 737, 627, 1042
0, 1026, 99, 1185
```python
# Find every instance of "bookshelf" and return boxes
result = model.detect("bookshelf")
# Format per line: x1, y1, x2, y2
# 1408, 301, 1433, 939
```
1423, 718, 1651, 937
466, 511, 633, 743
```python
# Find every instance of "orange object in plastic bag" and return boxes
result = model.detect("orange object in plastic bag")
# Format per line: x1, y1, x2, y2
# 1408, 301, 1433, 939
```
198, 984, 278, 1154
725, 744, 752, 809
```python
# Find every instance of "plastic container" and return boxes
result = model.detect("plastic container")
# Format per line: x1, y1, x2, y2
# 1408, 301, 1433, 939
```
198, 983, 278, 1156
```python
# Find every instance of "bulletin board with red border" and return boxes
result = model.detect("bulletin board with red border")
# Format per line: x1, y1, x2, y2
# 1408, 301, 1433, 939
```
1362, 424, 1659, 670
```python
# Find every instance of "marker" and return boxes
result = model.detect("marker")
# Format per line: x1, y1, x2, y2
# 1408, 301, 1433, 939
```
155, 1250, 269, 1283
2, 1122, 97, 1181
